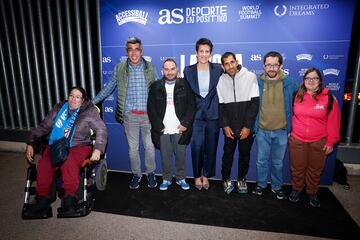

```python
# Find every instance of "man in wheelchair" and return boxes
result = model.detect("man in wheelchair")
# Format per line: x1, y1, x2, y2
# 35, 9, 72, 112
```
22, 86, 108, 219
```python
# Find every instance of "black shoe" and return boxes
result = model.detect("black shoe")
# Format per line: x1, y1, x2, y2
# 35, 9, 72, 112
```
22, 196, 52, 219
64, 196, 79, 210
57, 196, 82, 217
309, 194, 320, 207
252, 185, 264, 196
272, 189, 286, 200
289, 190, 300, 203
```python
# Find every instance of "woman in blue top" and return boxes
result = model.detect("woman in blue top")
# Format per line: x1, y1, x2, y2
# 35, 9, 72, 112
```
183, 38, 223, 190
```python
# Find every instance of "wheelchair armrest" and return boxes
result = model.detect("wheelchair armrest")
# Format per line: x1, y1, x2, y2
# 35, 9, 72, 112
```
81, 159, 92, 168
26, 163, 37, 181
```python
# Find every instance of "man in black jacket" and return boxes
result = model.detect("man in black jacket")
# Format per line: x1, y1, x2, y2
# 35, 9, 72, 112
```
147, 59, 196, 191
217, 52, 259, 194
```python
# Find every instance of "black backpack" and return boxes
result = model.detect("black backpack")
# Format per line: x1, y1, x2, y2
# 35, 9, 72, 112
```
333, 158, 350, 189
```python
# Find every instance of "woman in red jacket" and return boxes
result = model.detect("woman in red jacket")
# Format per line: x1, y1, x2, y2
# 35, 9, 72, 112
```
288, 68, 340, 207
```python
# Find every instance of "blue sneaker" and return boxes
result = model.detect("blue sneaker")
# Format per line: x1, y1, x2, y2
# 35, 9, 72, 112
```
129, 175, 141, 189
176, 179, 190, 190
159, 180, 172, 191
147, 173, 157, 188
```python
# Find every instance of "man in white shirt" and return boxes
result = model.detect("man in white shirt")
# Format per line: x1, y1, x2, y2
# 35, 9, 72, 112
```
147, 59, 196, 190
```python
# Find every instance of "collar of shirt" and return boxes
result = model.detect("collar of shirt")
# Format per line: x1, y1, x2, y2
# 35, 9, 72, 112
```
128, 59, 144, 71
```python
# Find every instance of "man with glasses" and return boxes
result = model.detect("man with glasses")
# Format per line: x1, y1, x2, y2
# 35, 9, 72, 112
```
93, 37, 158, 190
252, 51, 298, 199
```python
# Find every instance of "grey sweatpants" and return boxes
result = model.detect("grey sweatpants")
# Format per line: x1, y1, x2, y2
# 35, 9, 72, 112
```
159, 133, 186, 181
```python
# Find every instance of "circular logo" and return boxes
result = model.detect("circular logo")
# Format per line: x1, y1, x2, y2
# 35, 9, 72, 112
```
274, 5, 287, 17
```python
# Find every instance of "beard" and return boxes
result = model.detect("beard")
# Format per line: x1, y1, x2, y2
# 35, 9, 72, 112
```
165, 75, 177, 81
266, 71, 279, 79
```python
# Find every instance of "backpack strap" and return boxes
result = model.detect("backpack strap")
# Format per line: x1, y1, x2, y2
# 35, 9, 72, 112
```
327, 93, 334, 116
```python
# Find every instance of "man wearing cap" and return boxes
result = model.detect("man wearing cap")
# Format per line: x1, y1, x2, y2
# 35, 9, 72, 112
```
93, 37, 158, 190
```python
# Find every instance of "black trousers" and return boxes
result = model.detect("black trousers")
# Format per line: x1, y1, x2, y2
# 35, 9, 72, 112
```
221, 134, 254, 181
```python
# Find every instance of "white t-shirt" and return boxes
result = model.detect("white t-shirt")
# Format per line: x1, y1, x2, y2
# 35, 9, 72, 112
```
163, 82, 181, 134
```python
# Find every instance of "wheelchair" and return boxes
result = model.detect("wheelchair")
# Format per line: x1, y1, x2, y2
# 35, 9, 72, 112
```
22, 155, 107, 219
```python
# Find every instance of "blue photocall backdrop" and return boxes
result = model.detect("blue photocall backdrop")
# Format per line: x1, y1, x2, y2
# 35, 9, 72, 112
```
100, 0, 355, 184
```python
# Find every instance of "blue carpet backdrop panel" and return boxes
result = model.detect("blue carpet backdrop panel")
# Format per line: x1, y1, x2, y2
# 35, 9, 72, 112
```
99, 0, 356, 184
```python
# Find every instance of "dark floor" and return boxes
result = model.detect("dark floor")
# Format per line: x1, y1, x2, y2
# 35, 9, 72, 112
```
0, 151, 359, 240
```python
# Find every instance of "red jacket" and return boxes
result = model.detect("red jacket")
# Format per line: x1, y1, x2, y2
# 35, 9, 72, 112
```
290, 88, 340, 147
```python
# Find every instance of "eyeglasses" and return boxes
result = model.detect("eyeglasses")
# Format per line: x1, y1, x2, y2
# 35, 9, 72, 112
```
69, 94, 83, 100
304, 77, 320, 82
264, 64, 280, 69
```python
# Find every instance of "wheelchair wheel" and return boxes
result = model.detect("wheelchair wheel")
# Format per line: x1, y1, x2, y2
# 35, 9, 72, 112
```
95, 161, 107, 191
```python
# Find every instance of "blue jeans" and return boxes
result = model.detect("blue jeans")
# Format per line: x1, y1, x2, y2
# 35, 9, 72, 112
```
124, 113, 155, 176
255, 129, 288, 190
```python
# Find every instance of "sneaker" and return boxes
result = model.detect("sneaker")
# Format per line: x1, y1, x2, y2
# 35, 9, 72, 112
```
159, 180, 172, 191
237, 179, 248, 194
176, 179, 190, 190
223, 180, 234, 194
129, 175, 141, 189
147, 173, 157, 188
309, 194, 321, 207
252, 185, 264, 196
289, 190, 300, 203
272, 189, 286, 200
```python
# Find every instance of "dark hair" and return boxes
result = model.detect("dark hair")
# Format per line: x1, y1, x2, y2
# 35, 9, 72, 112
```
221, 52, 236, 65
162, 58, 177, 68
126, 37, 142, 49
195, 38, 213, 53
295, 67, 323, 102
264, 51, 283, 65
68, 86, 87, 99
